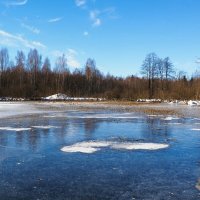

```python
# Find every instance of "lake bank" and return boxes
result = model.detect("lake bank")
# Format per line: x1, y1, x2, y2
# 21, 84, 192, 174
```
1, 101, 200, 119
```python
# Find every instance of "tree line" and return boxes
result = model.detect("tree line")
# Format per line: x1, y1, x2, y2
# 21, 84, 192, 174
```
0, 47, 200, 100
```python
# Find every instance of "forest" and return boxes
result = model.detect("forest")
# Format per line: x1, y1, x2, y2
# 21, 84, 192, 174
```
0, 47, 200, 100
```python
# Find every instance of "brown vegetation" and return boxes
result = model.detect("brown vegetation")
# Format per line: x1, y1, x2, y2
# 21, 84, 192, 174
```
0, 48, 200, 100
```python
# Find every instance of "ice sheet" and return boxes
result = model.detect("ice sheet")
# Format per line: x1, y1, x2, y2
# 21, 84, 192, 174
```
32, 125, 59, 129
0, 127, 31, 132
61, 141, 169, 154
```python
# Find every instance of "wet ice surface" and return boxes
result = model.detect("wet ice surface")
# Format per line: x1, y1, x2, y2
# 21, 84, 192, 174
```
0, 106, 200, 199
61, 141, 169, 153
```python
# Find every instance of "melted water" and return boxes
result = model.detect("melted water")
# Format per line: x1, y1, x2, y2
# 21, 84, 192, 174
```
0, 110, 200, 199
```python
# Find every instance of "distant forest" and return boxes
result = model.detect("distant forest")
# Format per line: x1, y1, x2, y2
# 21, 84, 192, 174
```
0, 47, 200, 100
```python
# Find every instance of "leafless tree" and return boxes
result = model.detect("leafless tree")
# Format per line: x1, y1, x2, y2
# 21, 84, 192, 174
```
27, 49, 42, 96
0, 48, 9, 89
141, 53, 159, 98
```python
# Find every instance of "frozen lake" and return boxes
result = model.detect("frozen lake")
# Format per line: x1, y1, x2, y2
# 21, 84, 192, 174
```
0, 103, 200, 199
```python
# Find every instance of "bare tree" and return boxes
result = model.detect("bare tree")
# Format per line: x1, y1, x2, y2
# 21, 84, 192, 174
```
141, 53, 159, 98
0, 48, 9, 89
163, 57, 174, 80
42, 57, 51, 73
27, 49, 42, 95
15, 50, 26, 89
85, 58, 96, 81
54, 54, 69, 92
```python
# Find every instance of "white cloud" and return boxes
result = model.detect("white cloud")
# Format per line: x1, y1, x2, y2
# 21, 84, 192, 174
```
90, 10, 101, 27
195, 58, 200, 64
93, 18, 101, 26
21, 23, 40, 34
52, 49, 80, 68
103, 7, 118, 19
48, 17, 63, 23
83, 31, 89, 36
89, 7, 117, 27
5, 0, 28, 6
75, 0, 86, 7
0, 29, 46, 49
67, 49, 80, 68
32, 41, 46, 49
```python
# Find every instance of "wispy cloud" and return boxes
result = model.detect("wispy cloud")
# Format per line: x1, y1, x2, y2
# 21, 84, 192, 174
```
75, 0, 86, 7
52, 49, 80, 68
67, 49, 80, 68
195, 58, 200, 64
83, 31, 89, 36
5, 0, 28, 6
0, 29, 46, 49
21, 23, 40, 34
103, 7, 118, 19
48, 17, 63, 23
90, 10, 101, 27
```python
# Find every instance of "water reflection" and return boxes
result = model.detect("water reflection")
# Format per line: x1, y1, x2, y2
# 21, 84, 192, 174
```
0, 111, 200, 199
0, 113, 178, 150
144, 117, 172, 139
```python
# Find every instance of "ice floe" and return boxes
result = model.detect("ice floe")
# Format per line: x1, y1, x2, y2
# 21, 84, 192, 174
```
0, 127, 31, 132
32, 125, 59, 129
196, 179, 200, 191
167, 123, 182, 125
68, 115, 142, 119
163, 117, 179, 121
111, 142, 169, 150
61, 141, 169, 154
61, 141, 110, 153
191, 128, 200, 131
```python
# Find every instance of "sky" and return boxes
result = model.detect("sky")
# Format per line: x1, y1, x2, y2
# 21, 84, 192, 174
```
0, 0, 200, 77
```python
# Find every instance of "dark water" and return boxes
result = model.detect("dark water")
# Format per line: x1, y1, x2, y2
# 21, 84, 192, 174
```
0, 110, 200, 200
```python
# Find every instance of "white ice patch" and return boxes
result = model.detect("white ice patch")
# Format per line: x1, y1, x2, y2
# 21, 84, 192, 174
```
61, 141, 110, 154
111, 142, 169, 150
163, 117, 179, 121
66, 114, 143, 119
167, 123, 182, 125
43, 115, 56, 118
61, 141, 169, 154
191, 128, 200, 131
32, 125, 59, 129
0, 102, 44, 118
72, 116, 142, 119
0, 127, 31, 132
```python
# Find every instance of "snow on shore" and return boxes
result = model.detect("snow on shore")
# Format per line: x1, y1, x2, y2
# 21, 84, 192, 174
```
137, 99, 200, 106
61, 141, 169, 154
43, 93, 105, 101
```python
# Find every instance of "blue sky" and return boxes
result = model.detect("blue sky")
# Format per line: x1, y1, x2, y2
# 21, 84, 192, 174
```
0, 0, 200, 77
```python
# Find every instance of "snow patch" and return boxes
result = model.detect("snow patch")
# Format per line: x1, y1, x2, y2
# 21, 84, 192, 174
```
68, 115, 142, 119
61, 141, 169, 154
137, 99, 161, 103
188, 100, 200, 106
32, 125, 59, 129
43, 93, 105, 101
44, 93, 68, 100
0, 127, 31, 132
163, 117, 179, 121
111, 142, 169, 150
61, 141, 110, 154
191, 128, 200, 131
167, 123, 182, 125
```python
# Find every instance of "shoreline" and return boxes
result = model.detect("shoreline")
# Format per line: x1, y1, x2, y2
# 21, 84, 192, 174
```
1, 101, 200, 119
